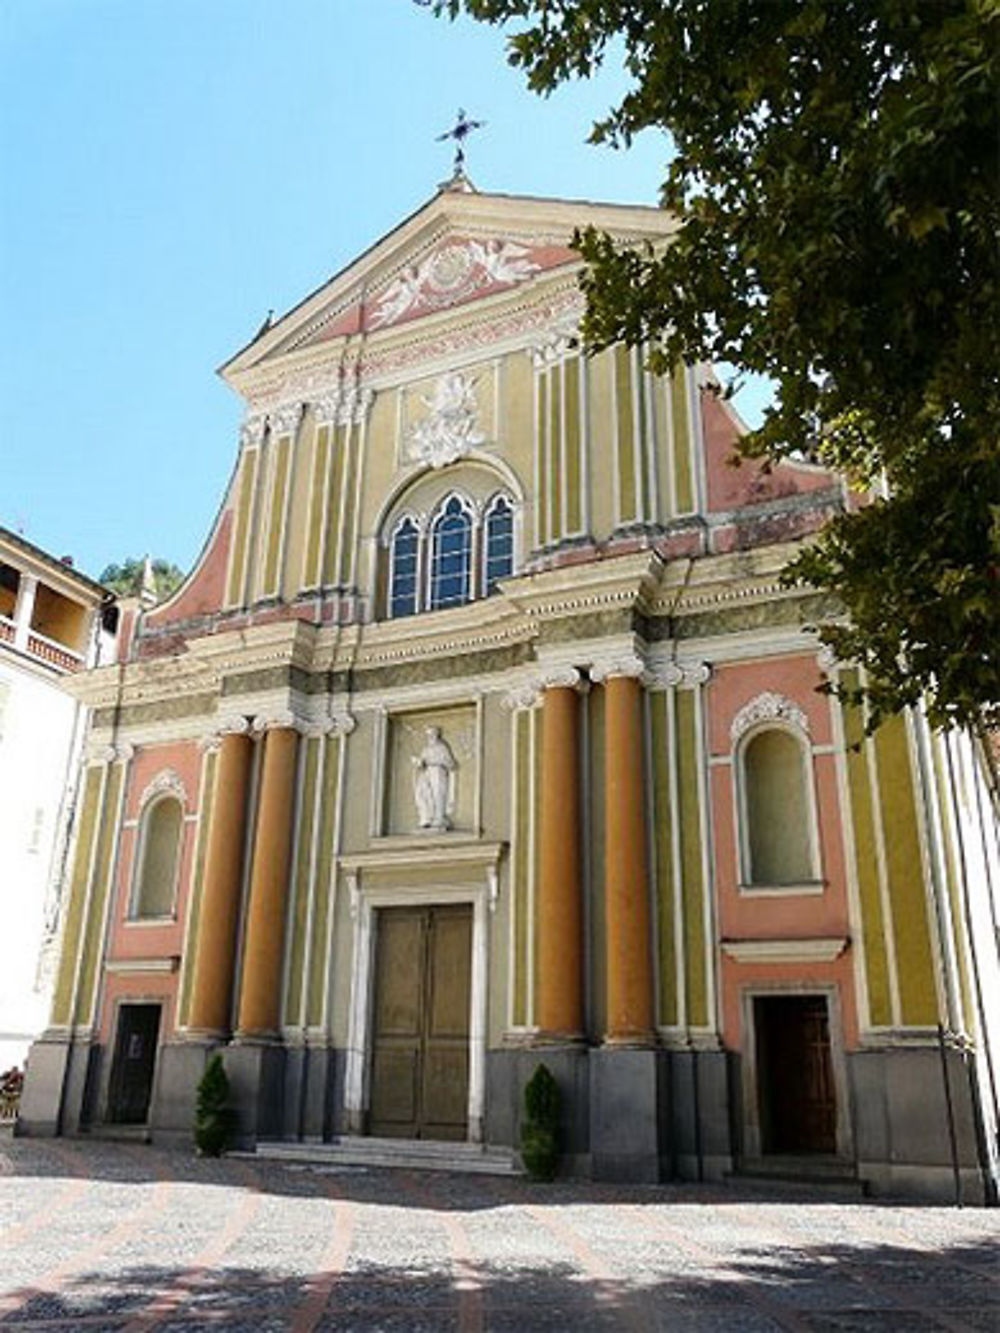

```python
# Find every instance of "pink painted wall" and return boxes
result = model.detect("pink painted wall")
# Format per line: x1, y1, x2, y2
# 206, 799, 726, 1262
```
100, 740, 206, 1040
701, 388, 836, 514
705, 655, 859, 1051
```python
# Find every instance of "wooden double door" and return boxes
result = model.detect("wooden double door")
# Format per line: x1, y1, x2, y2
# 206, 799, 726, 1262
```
368, 904, 472, 1141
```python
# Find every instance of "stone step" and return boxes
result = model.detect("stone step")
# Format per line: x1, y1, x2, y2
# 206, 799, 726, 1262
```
246, 1136, 524, 1177
724, 1161, 867, 1199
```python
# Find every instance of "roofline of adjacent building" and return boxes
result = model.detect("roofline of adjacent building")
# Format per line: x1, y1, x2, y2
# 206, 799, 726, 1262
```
0, 525, 113, 601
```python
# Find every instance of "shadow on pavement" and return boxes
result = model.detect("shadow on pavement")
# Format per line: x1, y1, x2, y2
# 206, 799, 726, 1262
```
1, 1238, 998, 1332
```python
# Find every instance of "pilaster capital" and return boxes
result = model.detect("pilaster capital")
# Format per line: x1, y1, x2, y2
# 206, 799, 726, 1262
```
87, 740, 134, 765
313, 390, 341, 427
269, 402, 302, 438
647, 659, 713, 690
816, 645, 839, 673
329, 709, 357, 735
240, 413, 266, 449
502, 677, 543, 712
312, 380, 373, 428
301, 709, 356, 738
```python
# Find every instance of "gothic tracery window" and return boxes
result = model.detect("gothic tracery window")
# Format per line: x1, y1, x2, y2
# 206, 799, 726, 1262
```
483, 494, 514, 594
429, 496, 473, 610
389, 516, 420, 619
383, 487, 516, 618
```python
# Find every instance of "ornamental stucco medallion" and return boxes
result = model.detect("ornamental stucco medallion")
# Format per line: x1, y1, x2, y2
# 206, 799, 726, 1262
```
407, 371, 485, 468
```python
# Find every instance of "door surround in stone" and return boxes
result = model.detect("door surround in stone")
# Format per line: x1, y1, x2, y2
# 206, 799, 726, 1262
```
341, 841, 502, 1143
739, 982, 853, 1161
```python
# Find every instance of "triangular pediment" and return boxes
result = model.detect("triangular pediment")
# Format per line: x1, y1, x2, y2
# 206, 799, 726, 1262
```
220, 186, 673, 386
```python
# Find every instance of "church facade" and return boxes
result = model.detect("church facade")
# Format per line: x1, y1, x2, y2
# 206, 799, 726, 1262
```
20, 183, 1000, 1202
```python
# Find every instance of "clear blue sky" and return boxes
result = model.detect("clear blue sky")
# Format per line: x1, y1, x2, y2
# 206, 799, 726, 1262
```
2, 1, 767, 582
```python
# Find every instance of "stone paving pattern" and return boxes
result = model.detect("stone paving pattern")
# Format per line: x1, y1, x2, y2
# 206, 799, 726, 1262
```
1, 1134, 998, 1331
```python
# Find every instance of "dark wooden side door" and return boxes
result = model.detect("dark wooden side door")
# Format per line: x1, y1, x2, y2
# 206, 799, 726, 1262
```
107, 1003, 161, 1125
368, 904, 472, 1141
755, 994, 837, 1154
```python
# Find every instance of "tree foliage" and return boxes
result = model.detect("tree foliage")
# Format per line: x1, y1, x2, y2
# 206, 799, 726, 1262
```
99, 557, 184, 602
426, 0, 1000, 732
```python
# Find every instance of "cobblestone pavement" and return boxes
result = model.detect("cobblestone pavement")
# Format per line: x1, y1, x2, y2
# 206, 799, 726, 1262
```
1, 1135, 998, 1332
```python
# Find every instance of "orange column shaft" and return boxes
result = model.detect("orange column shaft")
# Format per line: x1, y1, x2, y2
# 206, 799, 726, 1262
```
537, 685, 583, 1038
604, 674, 654, 1043
188, 731, 252, 1035
236, 726, 299, 1037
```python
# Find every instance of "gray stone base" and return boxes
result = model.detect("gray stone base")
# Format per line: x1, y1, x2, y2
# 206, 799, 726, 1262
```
590, 1046, 669, 1182
223, 1041, 286, 1147
486, 1045, 591, 1176
16, 1033, 100, 1137
150, 1041, 215, 1143
669, 1048, 735, 1183
16, 1035, 72, 1137
849, 1045, 990, 1203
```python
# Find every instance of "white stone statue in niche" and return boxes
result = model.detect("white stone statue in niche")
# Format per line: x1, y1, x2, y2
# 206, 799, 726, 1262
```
412, 726, 457, 831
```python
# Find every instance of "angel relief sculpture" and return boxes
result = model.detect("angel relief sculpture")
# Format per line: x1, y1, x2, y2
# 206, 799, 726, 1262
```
412, 726, 457, 831
408, 371, 485, 468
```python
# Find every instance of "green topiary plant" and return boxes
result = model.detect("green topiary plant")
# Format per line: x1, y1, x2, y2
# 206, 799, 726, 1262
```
520, 1063, 560, 1181
194, 1054, 236, 1157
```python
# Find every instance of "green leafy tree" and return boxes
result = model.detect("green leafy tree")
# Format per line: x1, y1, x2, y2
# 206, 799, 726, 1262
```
426, 0, 1000, 734
99, 557, 184, 602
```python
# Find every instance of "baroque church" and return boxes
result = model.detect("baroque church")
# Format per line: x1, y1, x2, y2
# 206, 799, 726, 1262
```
19, 179, 1000, 1203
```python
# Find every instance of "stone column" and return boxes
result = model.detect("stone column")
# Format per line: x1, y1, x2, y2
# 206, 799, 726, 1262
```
13, 572, 37, 651
235, 716, 300, 1038
598, 663, 654, 1045
537, 669, 584, 1040
187, 720, 253, 1036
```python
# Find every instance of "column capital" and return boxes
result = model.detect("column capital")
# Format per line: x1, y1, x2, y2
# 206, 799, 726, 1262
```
217, 714, 252, 737
251, 710, 300, 735
539, 665, 583, 691
590, 652, 652, 687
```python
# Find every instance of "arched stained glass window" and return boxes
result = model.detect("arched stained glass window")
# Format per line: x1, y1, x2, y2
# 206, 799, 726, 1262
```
484, 495, 514, 594
429, 496, 472, 610
389, 516, 420, 619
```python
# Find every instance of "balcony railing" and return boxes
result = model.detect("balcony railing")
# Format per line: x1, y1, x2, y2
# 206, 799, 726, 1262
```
27, 631, 84, 672
0, 616, 14, 645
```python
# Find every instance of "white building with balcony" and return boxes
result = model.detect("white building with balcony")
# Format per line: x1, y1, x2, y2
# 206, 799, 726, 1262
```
0, 527, 116, 1070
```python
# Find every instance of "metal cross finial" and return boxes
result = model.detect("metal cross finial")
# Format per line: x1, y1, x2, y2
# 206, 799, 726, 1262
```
436, 107, 486, 176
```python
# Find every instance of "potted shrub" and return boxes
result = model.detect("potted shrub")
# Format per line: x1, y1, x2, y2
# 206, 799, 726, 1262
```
194, 1054, 235, 1156
521, 1063, 560, 1181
